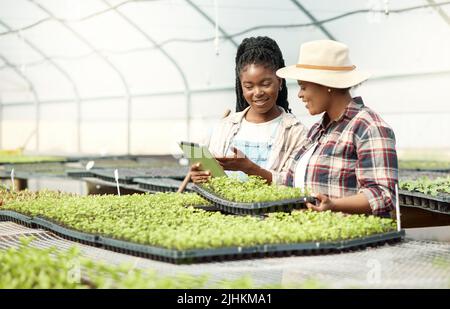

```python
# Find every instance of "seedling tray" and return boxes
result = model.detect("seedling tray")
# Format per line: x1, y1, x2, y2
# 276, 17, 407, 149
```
399, 190, 450, 214
99, 230, 404, 264
192, 184, 316, 215
0, 210, 35, 228
399, 169, 450, 181
91, 167, 189, 184
0, 209, 404, 264
33, 217, 100, 246
66, 169, 95, 178
0, 158, 67, 165
401, 168, 450, 174
3, 162, 68, 178
134, 177, 193, 193
83, 177, 148, 194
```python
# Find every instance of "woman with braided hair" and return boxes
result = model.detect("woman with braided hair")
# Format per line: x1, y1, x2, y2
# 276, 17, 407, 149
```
190, 36, 308, 184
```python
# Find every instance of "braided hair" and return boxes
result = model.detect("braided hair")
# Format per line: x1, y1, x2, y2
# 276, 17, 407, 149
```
235, 36, 291, 113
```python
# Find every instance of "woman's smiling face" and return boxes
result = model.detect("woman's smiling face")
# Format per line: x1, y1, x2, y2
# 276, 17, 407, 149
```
297, 80, 330, 115
240, 63, 281, 115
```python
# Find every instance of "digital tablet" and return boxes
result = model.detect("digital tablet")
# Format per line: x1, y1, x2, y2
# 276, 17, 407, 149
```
179, 141, 226, 177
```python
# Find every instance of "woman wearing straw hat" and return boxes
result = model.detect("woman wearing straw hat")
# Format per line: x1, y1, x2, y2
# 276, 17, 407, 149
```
190, 36, 308, 185
277, 40, 398, 216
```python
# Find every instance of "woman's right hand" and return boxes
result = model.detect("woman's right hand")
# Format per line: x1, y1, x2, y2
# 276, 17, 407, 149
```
190, 162, 211, 183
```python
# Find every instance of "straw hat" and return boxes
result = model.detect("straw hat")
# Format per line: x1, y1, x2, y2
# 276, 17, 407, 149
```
276, 40, 370, 88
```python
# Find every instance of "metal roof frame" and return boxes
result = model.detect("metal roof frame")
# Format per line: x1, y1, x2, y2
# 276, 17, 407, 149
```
102, 0, 193, 143
0, 19, 83, 152
185, 0, 239, 48
0, 53, 40, 150
290, 0, 336, 40
29, 0, 133, 153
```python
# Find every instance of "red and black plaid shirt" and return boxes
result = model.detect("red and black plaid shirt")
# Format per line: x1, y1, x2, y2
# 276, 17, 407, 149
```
285, 97, 398, 215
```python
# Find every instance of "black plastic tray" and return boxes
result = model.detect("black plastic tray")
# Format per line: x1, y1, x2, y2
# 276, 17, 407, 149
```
3, 162, 67, 178
399, 169, 450, 181
0, 158, 67, 165
4, 172, 64, 179
1, 210, 404, 264
66, 169, 95, 178
91, 167, 189, 184
99, 230, 404, 264
192, 185, 316, 215
401, 168, 450, 174
66, 154, 172, 162
33, 217, 100, 246
134, 177, 193, 193
399, 190, 450, 214
191, 205, 222, 212
0, 210, 35, 228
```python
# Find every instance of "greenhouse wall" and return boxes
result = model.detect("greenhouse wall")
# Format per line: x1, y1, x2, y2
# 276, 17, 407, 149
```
0, 0, 449, 156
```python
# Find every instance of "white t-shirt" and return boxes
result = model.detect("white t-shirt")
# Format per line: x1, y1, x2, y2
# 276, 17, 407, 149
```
294, 142, 318, 190
228, 114, 282, 154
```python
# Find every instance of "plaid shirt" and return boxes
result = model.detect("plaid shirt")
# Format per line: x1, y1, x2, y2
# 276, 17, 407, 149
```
285, 97, 398, 215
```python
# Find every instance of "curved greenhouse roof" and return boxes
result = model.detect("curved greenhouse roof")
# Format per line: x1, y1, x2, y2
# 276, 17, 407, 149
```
0, 0, 449, 155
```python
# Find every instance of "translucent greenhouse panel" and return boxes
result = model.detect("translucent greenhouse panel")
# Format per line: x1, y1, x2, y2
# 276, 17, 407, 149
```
131, 94, 189, 153
0, 68, 36, 103
0, 0, 48, 29
319, 5, 450, 76
357, 73, 450, 114
443, 1, 450, 16
164, 41, 236, 89
6, 63, 74, 101
383, 113, 450, 149
116, 0, 219, 42
67, 8, 149, 54
81, 98, 127, 122
0, 32, 43, 66
106, 49, 185, 94
355, 73, 450, 149
196, 0, 318, 75
81, 121, 127, 155
190, 90, 234, 119
131, 119, 188, 155
53, 57, 130, 98
80, 98, 127, 154
116, 0, 239, 89
1, 104, 36, 150
38, 102, 78, 153
190, 117, 220, 145
39, 121, 78, 153
131, 95, 186, 121
35, 0, 107, 20
196, 0, 309, 34
294, 0, 429, 23
189, 90, 235, 144
21, 19, 92, 59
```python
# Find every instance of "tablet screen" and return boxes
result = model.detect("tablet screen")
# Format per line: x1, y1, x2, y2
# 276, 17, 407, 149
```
179, 141, 226, 177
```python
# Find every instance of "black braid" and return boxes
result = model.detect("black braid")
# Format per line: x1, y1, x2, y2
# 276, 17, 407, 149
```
235, 36, 291, 113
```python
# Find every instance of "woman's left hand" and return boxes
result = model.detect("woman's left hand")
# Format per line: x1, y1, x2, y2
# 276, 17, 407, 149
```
306, 193, 336, 212
215, 147, 255, 173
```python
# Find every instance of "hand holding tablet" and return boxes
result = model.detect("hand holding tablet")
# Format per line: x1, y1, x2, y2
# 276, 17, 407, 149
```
179, 141, 226, 178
